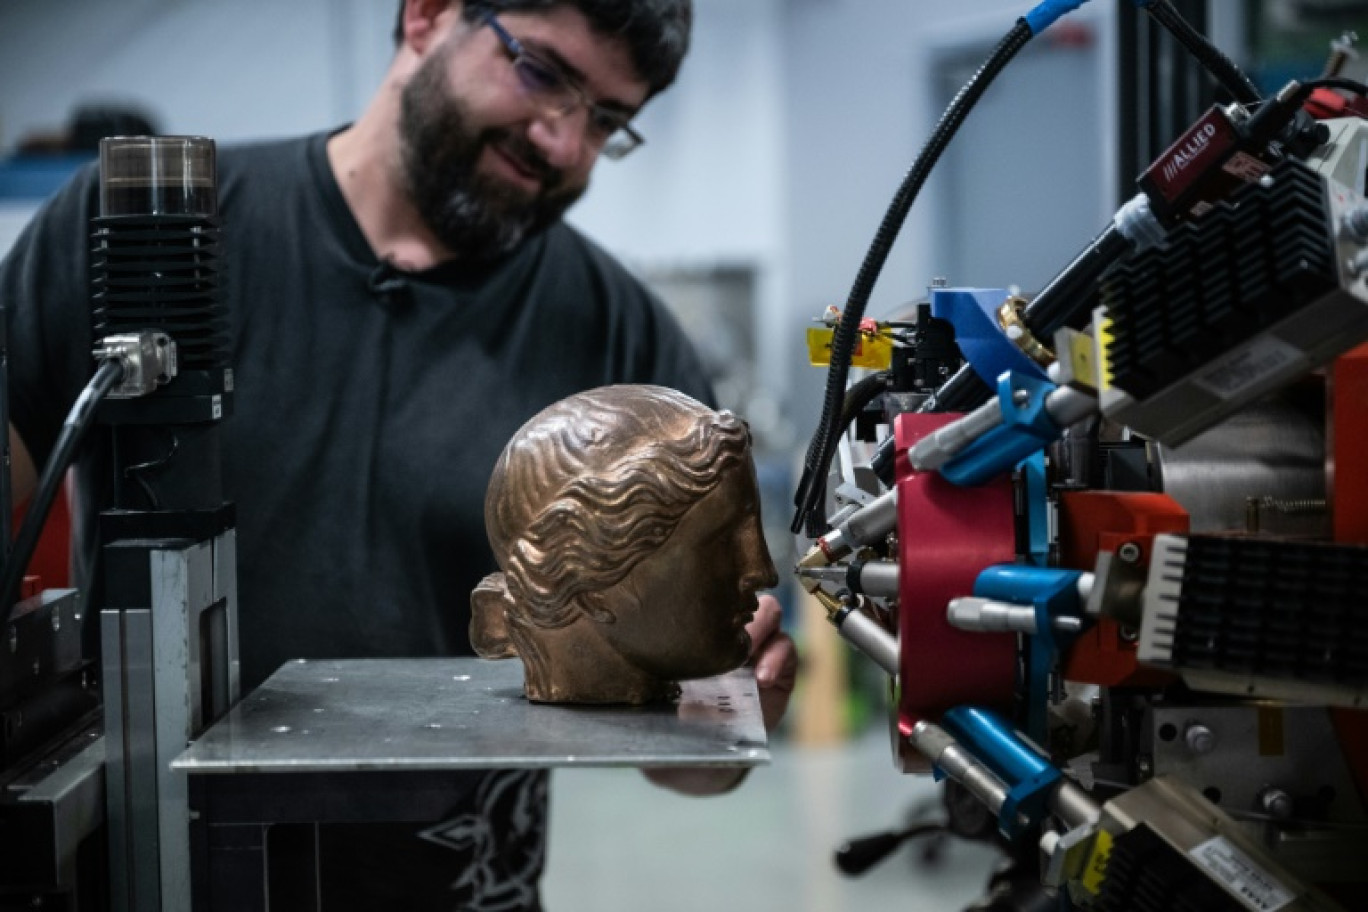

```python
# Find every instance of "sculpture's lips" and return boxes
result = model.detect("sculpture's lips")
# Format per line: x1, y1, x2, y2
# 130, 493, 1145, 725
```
733, 597, 759, 628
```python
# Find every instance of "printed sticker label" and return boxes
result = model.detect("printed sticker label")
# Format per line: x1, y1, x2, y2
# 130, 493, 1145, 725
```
1188, 836, 1295, 912
1191, 337, 1301, 400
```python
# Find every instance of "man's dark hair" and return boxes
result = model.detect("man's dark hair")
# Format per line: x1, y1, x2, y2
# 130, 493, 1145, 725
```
392, 1, 692, 97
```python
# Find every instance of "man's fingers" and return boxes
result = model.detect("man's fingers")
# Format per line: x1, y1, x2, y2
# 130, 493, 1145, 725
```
754, 633, 798, 688
745, 594, 783, 664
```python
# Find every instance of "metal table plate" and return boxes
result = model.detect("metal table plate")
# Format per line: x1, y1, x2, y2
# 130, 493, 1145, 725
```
173, 658, 768, 773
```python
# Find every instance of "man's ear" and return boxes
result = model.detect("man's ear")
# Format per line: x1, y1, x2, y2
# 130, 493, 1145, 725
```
400, 0, 461, 56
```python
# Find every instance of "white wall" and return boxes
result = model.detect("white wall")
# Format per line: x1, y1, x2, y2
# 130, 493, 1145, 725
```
0, 0, 392, 146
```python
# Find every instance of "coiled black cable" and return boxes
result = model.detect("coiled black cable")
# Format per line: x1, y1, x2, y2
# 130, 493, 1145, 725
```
792, 17, 1035, 535
1144, 0, 1261, 105
842, 371, 892, 432
2, 360, 123, 621
801, 371, 893, 537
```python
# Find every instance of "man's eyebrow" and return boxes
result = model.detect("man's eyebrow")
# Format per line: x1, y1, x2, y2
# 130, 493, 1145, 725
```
523, 38, 639, 115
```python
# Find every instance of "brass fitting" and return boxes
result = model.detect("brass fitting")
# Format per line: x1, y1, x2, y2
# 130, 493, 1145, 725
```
997, 296, 1055, 368
797, 543, 831, 571
811, 586, 844, 621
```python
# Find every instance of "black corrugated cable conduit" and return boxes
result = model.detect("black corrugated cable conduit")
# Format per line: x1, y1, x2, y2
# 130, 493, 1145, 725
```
792, 17, 1035, 535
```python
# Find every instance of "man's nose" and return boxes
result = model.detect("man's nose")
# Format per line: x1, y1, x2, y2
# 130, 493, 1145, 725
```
526, 108, 588, 171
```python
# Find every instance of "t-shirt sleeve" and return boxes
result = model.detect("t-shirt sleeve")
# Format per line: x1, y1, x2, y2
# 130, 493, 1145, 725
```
2, 164, 100, 469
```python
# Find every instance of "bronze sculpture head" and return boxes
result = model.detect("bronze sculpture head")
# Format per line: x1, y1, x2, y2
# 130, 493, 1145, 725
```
471, 385, 778, 704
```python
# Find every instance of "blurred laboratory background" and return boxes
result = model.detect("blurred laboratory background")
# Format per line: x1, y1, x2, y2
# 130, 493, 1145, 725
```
2, 1, 1363, 909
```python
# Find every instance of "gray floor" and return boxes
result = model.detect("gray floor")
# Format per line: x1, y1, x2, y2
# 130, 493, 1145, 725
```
543, 727, 1005, 911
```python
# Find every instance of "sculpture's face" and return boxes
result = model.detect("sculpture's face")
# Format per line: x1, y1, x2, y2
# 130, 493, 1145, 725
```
599, 459, 778, 679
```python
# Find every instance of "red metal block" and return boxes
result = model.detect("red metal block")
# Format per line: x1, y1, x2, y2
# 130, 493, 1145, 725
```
894, 412, 1017, 736
1057, 490, 1187, 688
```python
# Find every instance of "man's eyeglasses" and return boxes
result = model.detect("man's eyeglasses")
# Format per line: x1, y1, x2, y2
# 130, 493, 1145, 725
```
485, 14, 644, 160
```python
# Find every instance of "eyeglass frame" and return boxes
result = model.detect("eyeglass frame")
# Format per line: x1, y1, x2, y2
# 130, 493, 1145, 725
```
484, 13, 645, 160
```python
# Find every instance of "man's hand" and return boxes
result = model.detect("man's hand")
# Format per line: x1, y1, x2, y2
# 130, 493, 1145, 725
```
744, 594, 798, 733
644, 594, 797, 796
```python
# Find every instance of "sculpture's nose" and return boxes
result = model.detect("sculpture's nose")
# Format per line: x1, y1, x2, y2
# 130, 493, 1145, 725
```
738, 517, 778, 592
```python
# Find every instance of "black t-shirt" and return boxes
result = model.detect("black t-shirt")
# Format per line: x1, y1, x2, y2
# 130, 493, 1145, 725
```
3, 130, 712, 908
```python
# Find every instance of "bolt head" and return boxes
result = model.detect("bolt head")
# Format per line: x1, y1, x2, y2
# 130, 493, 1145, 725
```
1185, 724, 1216, 754
1259, 789, 1294, 820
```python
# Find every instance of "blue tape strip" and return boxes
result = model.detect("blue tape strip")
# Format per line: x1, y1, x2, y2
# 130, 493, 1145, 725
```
1023, 0, 1089, 35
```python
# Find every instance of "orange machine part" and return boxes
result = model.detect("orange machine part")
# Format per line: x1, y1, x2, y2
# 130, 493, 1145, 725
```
1332, 343, 1368, 546
1330, 344, 1368, 802
9, 488, 72, 594
1057, 490, 1188, 688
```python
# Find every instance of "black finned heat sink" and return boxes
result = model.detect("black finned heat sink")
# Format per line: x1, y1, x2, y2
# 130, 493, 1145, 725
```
91, 215, 228, 372
1101, 160, 1338, 400
1094, 826, 1247, 912
1169, 536, 1368, 687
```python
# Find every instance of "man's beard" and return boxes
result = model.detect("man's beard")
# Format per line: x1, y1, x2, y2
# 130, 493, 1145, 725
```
398, 46, 586, 263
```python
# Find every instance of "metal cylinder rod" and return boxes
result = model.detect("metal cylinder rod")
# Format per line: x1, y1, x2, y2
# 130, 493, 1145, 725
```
908, 396, 1005, 471
947, 597, 1085, 634
908, 721, 1014, 822
856, 561, 900, 599
1051, 780, 1101, 830
832, 605, 900, 677
948, 597, 1040, 633
802, 488, 899, 566
1043, 385, 1097, 427
812, 588, 901, 677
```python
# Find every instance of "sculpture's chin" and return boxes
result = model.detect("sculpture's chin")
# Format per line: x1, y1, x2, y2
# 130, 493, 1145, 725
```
676, 631, 752, 681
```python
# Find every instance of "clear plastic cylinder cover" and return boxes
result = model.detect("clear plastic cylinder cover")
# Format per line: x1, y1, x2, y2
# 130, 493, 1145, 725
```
99, 135, 217, 217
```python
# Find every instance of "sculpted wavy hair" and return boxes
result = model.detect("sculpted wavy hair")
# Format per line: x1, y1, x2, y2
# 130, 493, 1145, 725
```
473, 386, 749, 686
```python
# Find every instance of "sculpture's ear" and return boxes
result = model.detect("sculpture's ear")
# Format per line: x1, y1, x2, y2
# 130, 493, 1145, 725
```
470, 573, 519, 658
579, 590, 617, 626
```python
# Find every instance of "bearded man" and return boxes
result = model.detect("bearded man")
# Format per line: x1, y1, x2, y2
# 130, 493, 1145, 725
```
2, 1, 796, 907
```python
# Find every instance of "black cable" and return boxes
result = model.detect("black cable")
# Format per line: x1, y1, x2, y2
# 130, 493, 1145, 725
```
2, 360, 123, 620
122, 429, 180, 511
804, 371, 893, 537
1020, 222, 1132, 337
792, 18, 1035, 535
841, 371, 891, 435
915, 363, 997, 415
1144, 0, 1261, 106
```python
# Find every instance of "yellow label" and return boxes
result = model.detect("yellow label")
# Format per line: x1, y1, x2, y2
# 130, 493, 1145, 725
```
1068, 332, 1098, 392
1081, 827, 1114, 895
1096, 317, 1115, 391
806, 328, 894, 369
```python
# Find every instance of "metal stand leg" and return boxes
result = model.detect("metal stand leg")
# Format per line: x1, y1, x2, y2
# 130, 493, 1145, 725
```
102, 531, 238, 912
